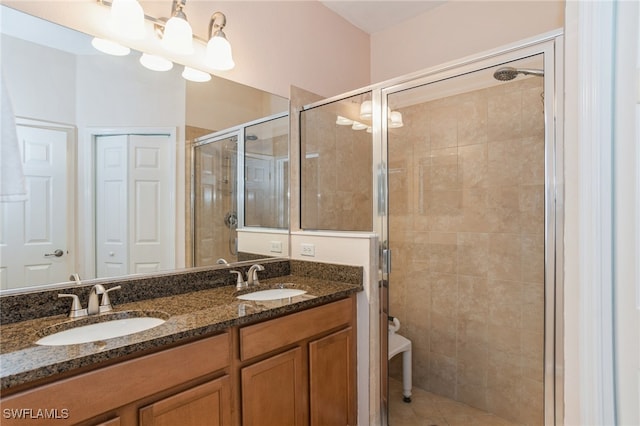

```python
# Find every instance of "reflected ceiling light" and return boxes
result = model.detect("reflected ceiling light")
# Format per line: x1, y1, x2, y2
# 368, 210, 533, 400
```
336, 116, 353, 126
366, 127, 372, 133
140, 53, 173, 71
389, 111, 404, 128
161, 0, 194, 54
352, 121, 367, 130
182, 66, 211, 82
359, 100, 372, 120
110, 0, 146, 39
205, 12, 235, 70
91, 37, 131, 56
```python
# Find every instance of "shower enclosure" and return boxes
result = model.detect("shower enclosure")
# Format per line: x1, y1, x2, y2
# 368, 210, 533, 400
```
298, 32, 562, 426
191, 112, 289, 266
380, 38, 561, 426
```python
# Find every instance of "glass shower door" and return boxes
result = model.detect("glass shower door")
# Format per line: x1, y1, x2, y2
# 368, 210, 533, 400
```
192, 133, 239, 266
383, 51, 555, 426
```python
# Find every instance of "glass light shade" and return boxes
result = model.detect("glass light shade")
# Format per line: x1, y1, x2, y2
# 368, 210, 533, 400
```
205, 34, 235, 70
352, 121, 367, 130
110, 0, 146, 40
366, 127, 372, 133
336, 115, 353, 126
389, 111, 404, 128
182, 67, 211, 82
359, 100, 372, 120
91, 37, 131, 56
139, 53, 173, 71
162, 16, 194, 54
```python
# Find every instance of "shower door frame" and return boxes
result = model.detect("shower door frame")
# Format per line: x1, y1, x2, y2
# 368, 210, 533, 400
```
375, 32, 564, 425
192, 129, 243, 265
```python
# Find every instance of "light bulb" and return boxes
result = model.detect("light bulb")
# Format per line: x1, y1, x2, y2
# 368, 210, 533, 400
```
360, 100, 372, 120
110, 0, 146, 40
182, 67, 211, 82
205, 33, 235, 70
139, 53, 173, 71
389, 111, 404, 128
336, 116, 353, 126
162, 15, 194, 54
91, 38, 131, 56
352, 121, 367, 130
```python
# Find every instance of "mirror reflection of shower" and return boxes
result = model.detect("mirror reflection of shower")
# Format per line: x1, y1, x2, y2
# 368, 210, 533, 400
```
193, 134, 239, 266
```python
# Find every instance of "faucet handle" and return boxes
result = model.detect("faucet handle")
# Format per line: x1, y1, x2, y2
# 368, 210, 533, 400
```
230, 270, 245, 290
58, 293, 86, 318
99, 286, 121, 313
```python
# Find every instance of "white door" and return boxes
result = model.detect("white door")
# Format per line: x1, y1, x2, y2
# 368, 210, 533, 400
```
95, 135, 128, 277
95, 134, 173, 277
128, 134, 173, 274
0, 125, 71, 289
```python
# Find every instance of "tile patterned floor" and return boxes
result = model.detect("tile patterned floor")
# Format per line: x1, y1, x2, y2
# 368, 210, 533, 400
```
388, 378, 523, 426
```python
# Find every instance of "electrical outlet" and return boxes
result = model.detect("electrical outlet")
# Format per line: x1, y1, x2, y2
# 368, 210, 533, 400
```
270, 241, 282, 253
301, 243, 315, 257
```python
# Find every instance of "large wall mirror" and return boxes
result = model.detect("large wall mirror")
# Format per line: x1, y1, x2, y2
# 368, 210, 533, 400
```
0, 5, 290, 293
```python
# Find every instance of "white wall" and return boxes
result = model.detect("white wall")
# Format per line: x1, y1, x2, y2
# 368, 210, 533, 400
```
370, 0, 564, 83
1, 34, 76, 124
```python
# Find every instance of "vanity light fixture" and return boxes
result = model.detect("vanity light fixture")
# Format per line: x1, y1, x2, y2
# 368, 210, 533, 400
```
352, 121, 368, 130
205, 12, 235, 70
182, 66, 212, 82
161, 0, 194, 54
110, 0, 146, 40
94, 0, 235, 78
140, 53, 174, 71
91, 37, 131, 56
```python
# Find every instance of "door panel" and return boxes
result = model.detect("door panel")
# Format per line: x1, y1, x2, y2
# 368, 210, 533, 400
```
96, 135, 128, 277
0, 125, 70, 289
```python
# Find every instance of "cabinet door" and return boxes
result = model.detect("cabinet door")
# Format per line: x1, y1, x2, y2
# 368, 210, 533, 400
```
241, 347, 304, 426
309, 327, 355, 426
139, 376, 231, 426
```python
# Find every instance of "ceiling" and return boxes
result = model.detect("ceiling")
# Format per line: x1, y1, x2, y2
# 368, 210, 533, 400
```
319, 1, 446, 34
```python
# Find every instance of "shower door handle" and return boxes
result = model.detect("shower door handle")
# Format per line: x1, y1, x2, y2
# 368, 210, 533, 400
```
382, 248, 391, 275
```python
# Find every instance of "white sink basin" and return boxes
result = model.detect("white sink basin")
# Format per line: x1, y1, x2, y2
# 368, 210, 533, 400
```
237, 288, 307, 301
36, 317, 166, 346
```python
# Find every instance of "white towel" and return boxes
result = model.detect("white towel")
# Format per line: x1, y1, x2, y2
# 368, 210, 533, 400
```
0, 76, 27, 202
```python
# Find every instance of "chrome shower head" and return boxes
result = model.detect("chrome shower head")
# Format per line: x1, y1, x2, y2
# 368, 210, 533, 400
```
493, 66, 544, 81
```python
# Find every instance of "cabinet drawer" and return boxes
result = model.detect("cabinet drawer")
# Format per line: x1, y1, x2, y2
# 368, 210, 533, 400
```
240, 298, 352, 360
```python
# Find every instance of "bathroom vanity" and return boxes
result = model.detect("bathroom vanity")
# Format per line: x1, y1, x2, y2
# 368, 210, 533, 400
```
0, 260, 361, 426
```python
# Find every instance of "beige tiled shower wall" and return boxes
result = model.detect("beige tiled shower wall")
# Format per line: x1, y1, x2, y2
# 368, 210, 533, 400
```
388, 77, 545, 426
301, 108, 373, 231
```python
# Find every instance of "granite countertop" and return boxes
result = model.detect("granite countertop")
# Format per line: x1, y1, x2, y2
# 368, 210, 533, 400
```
0, 275, 361, 392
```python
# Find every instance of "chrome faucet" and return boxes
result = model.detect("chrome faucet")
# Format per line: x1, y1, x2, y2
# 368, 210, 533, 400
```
247, 264, 265, 286
216, 258, 229, 265
87, 284, 106, 315
58, 284, 121, 318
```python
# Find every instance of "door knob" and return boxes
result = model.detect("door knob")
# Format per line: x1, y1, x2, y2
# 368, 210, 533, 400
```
44, 249, 64, 257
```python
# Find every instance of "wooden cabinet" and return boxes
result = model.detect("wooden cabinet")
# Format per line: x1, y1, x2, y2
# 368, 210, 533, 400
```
239, 296, 357, 426
139, 376, 231, 426
240, 348, 304, 426
309, 327, 355, 426
0, 333, 230, 426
